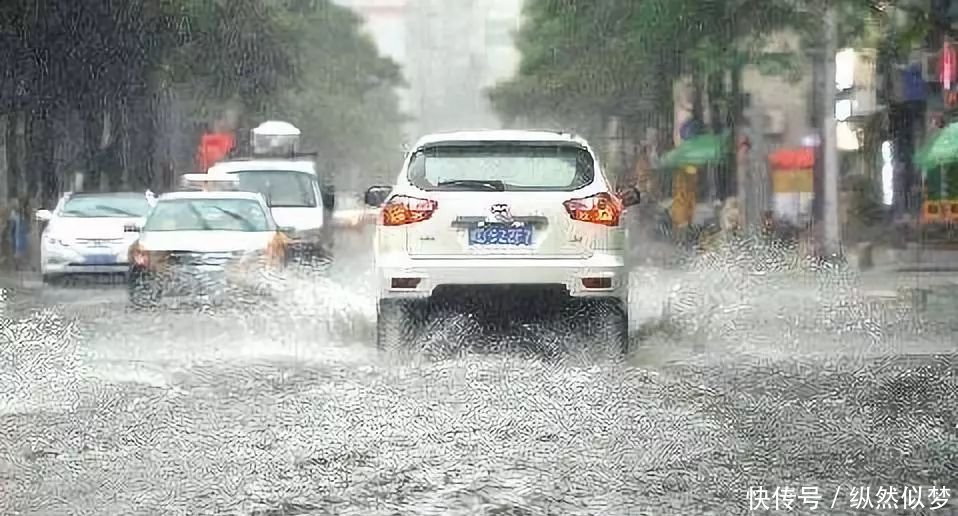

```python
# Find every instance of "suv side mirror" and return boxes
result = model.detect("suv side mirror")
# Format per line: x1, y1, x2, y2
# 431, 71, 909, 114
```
35, 209, 53, 222
618, 187, 641, 208
364, 185, 392, 207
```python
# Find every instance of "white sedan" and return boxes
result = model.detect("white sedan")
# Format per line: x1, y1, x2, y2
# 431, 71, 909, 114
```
126, 190, 292, 308
37, 192, 154, 283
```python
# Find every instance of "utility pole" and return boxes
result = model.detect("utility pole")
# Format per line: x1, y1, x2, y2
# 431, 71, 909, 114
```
822, 4, 842, 255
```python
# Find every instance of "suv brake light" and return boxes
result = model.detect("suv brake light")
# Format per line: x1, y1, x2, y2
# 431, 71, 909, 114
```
563, 192, 622, 226
381, 195, 438, 226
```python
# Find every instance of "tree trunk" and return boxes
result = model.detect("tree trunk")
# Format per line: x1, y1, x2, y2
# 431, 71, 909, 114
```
81, 96, 103, 192
34, 104, 57, 206
120, 98, 131, 190
0, 116, 7, 204
102, 106, 120, 192
730, 62, 745, 217
6, 112, 22, 200
128, 87, 158, 191
707, 72, 724, 135
23, 107, 43, 202
692, 73, 704, 129
15, 113, 27, 200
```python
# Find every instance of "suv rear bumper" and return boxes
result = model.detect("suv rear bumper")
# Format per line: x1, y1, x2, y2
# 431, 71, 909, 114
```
376, 253, 626, 300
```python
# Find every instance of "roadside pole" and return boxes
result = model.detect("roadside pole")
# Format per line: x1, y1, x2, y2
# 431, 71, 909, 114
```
822, 4, 842, 255
743, 102, 771, 229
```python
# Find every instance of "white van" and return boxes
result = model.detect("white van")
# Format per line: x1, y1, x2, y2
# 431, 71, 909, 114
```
207, 158, 334, 259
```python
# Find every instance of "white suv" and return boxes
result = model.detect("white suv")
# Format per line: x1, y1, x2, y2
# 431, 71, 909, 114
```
364, 130, 640, 355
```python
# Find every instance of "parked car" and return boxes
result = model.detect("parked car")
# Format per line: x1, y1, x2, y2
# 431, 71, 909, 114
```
36, 191, 155, 284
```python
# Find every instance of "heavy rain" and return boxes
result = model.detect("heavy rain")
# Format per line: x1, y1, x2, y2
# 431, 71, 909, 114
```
0, 1, 956, 515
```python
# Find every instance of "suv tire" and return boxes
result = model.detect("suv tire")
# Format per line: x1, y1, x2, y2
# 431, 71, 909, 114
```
564, 297, 630, 360
128, 272, 161, 310
376, 298, 427, 351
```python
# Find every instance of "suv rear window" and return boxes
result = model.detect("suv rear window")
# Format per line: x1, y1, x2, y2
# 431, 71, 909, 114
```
407, 143, 595, 192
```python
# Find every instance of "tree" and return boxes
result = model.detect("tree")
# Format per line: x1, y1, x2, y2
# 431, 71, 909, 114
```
489, 0, 921, 195
0, 0, 299, 200
489, 0, 806, 184
0, 0, 405, 204
263, 0, 407, 188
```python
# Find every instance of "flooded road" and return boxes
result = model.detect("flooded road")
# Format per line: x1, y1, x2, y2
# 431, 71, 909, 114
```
1, 243, 956, 515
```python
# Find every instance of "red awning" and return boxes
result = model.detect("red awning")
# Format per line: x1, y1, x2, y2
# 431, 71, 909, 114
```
769, 147, 815, 169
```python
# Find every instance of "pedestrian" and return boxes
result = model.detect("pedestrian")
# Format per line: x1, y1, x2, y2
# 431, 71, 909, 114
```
0, 203, 10, 269
9, 196, 30, 272
619, 145, 651, 264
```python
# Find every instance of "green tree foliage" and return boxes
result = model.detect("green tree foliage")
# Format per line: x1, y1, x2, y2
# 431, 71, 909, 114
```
264, 1, 406, 186
489, 0, 894, 140
491, 0, 799, 128
162, 0, 298, 119
0, 0, 404, 200
488, 1, 645, 125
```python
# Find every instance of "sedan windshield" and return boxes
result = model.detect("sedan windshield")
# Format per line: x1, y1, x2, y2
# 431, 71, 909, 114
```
143, 199, 272, 232
60, 195, 150, 218
232, 171, 318, 208
407, 144, 595, 191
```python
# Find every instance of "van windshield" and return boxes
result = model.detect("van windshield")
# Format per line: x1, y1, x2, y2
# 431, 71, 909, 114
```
232, 171, 318, 208
407, 144, 595, 192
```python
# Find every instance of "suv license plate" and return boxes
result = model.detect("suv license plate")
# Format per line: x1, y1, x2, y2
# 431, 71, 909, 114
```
468, 225, 533, 246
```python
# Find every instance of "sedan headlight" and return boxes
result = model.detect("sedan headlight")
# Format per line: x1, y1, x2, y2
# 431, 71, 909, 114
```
45, 235, 73, 247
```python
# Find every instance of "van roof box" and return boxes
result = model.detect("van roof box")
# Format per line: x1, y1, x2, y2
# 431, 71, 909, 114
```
179, 173, 240, 191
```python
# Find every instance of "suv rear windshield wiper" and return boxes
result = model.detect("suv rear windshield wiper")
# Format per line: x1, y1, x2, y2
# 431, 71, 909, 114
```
436, 179, 505, 191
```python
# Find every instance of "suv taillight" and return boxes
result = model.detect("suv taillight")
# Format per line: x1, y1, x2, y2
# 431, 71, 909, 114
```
381, 195, 438, 226
563, 192, 622, 227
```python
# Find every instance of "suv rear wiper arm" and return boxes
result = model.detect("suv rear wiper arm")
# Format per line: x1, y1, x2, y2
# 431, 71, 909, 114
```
436, 179, 505, 191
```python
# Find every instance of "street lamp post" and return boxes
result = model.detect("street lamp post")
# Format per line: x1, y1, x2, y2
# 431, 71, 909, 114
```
822, 4, 842, 256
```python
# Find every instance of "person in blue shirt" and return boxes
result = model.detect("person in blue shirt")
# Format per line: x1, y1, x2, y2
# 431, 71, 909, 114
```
8, 197, 30, 271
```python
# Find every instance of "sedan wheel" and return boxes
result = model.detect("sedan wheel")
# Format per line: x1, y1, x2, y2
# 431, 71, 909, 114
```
128, 273, 162, 310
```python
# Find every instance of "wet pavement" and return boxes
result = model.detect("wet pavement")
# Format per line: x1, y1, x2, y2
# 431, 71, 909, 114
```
0, 241, 956, 515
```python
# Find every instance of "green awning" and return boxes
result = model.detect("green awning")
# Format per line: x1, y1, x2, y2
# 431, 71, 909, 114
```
657, 133, 729, 169
915, 122, 958, 170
